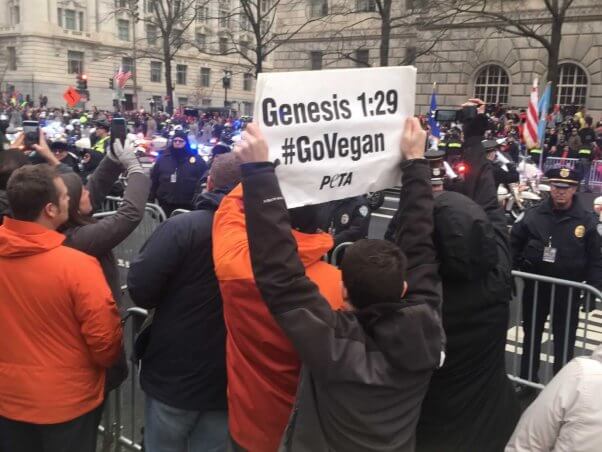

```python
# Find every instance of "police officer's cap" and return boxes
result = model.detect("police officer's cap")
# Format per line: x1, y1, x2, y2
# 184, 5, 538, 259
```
545, 166, 581, 188
95, 120, 110, 131
482, 140, 499, 152
50, 140, 69, 152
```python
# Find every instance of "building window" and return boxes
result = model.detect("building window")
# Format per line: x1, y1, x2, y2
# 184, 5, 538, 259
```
405, 46, 417, 65
219, 37, 229, 54
406, 0, 427, 9
115, 0, 127, 8
202, 98, 212, 106
198, 5, 209, 22
310, 51, 322, 70
474, 65, 509, 105
10, 5, 19, 25
243, 101, 253, 116
357, 0, 376, 12
63, 9, 77, 30
240, 13, 250, 31
176, 64, 188, 85
146, 24, 158, 45
355, 49, 369, 67
196, 33, 206, 51
118, 19, 130, 41
150, 61, 162, 82
309, 0, 328, 17
78, 11, 84, 31
240, 40, 250, 57
122, 57, 134, 73
243, 73, 253, 91
7, 47, 17, 71
201, 67, 211, 87
67, 50, 84, 74
557, 63, 588, 106
145, 0, 155, 13
219, 1, 230, 28
178, 97, 188, 106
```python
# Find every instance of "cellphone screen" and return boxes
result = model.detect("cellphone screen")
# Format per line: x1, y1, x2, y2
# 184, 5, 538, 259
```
435, 110, 457, 122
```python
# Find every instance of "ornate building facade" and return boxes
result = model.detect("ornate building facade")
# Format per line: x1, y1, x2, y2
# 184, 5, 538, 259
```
273, 0, 602, 116
0, 0, 259, 113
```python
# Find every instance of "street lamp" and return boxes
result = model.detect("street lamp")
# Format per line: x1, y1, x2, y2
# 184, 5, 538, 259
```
223, 70, 232, 107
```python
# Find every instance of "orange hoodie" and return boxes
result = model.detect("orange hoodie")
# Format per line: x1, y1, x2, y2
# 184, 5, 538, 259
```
212, 184, 343, 452
0, 217, 123, 424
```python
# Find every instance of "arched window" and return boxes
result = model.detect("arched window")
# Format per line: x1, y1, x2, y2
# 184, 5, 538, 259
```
557, 63, 588, 106
474, 65, 509, 105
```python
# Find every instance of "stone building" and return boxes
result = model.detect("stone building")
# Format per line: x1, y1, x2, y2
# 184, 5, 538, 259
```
273, 0, 602, 116
0, 0, 259, 113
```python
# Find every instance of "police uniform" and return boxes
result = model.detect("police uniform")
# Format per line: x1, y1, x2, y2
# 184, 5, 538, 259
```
150, 131, 208, 216
511, 167, 602, 381
329, 196, 371, 265
92, 121, 110, 154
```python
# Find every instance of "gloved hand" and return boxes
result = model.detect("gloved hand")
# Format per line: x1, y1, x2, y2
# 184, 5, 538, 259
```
110, 137, 148, 176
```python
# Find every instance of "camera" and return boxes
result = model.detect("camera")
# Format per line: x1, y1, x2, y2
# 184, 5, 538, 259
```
435, 105, 478, 123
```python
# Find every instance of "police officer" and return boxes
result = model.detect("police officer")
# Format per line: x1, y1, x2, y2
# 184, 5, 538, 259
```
483, 140, 519, 188
92, 120, 110, 154
328, 196, 371, 265
577, 116, 596, 192
150, 130, 208, 217
511, 166, 602, 385
440, 127, 463, 163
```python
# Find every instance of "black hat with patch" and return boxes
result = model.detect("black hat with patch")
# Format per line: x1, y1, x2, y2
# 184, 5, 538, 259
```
545, 166, 581, 188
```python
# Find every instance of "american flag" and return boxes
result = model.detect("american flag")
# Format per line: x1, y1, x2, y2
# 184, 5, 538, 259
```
113, 67, 132, 90
523, 78, 539, 149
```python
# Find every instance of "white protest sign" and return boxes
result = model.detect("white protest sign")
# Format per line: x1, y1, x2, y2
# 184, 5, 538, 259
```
253, 66, 416, 208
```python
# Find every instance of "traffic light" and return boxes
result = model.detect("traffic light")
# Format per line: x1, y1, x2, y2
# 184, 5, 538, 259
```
76, 73, 88, 91
109, 78, 114, 89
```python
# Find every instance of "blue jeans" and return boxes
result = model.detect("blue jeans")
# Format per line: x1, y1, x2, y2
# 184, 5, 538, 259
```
144, 395, 228, 452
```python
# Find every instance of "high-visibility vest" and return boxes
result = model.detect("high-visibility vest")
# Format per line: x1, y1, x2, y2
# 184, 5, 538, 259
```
578, 148, 592, 156
92, 136, 109, 154
448, 142, 462, 149
529, 148, 542, 155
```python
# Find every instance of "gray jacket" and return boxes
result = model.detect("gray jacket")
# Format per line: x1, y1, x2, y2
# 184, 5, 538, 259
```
242, 160, 444, 451
62, 157, 150, 302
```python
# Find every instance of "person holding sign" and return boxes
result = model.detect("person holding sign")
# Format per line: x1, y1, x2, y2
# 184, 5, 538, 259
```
234, 120, 444, 451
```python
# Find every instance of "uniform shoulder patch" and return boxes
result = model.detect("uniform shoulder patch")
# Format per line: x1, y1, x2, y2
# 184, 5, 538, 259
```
189, 156, 197, 164
359, 205, 369, 217
575, 225, 585, 238
340, 213, 350, 225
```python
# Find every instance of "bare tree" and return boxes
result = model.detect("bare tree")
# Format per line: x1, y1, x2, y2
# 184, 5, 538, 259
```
192, 0, 336, 76
440, 0, 578, 103
106, 0, 203, 114
320, 1, 457, 68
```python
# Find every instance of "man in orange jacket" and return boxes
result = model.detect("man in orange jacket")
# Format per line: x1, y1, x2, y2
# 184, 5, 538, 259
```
213, 184, 343, 452
0, 165, 123, 452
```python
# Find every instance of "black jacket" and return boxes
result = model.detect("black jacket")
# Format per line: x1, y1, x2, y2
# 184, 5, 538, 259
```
330, 196, 371, 248
150, 147, 208, 211
242, 160, 444, 451
511, 195, 602, 287
62, 157, 150, 303
0, 190, 8, 224
416, 136, 521, 452
127, 190, 227, 411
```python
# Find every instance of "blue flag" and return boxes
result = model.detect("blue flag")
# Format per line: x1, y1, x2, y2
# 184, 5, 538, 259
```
537, 83, 551, 148
428, 89, 440, 139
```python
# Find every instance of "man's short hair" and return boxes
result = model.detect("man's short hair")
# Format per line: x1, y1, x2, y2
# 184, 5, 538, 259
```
7, 164, 60, 221
341, 239, 407, 309
209, 152, 242, 190
0, 151, 29, 190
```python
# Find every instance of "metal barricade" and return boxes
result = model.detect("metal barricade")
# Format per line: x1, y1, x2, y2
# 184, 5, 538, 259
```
98, 308, 149, 452
542, 157, 579, 173
588, 160, 602, 193
101, 196, 125, 213
329, 242, 353, 266
507, 271, 602, 389
170, 208, 191, 217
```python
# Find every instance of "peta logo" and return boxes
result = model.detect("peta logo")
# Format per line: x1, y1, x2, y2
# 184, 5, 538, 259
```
319, 172, 353, 190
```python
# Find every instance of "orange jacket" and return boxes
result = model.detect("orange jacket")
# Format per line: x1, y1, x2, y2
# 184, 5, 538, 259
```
0, 218, 123, 424
213, 184, 343, 452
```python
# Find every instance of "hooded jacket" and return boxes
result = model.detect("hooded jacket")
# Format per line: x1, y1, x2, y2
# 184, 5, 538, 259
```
416, 136, 521, 452
506, 345, 602, 452
0, 217, 123, 424
212, 184, 344, 452
240, 160, 443, 452
127, 190, 228, 411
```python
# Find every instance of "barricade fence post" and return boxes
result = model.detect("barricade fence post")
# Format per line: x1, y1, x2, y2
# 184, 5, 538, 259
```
588, 160, 602, 193
508, 271, 602, 390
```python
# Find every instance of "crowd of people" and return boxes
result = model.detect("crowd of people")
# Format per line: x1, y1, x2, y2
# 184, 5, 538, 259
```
1, 95, 602, 452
